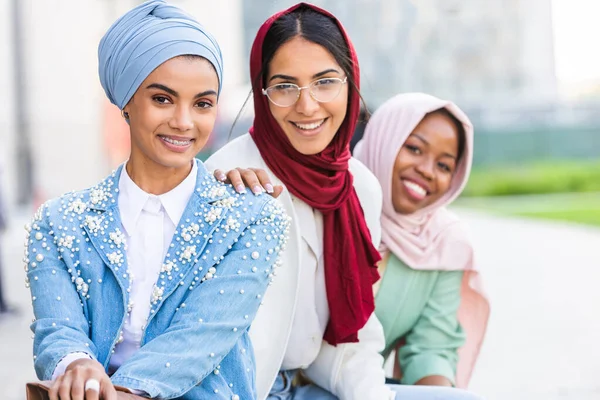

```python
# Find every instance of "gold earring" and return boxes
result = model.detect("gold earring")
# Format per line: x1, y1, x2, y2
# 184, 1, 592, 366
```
121, 109, 129, 119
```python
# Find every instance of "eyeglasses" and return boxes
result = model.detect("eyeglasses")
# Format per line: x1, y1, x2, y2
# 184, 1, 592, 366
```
262, 77, 348, 107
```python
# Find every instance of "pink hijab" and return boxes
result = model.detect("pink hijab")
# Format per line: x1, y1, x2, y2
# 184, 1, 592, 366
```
354, 93, 489, 388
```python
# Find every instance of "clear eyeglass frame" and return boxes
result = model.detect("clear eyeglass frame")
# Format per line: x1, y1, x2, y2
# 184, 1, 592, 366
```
262, 76, 348, 107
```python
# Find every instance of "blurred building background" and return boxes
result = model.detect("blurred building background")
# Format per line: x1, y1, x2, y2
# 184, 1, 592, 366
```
244, 0, 558, 107
0, 1, 599, 399
1, 0, 599, 207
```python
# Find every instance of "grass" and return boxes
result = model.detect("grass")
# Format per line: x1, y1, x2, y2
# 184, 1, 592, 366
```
456, 192, 600, 227
464, 160, 600, 197
459, 160, 600, 226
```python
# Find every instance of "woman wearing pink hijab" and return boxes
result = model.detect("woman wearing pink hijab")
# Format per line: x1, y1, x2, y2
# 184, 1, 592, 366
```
354, 92, 490, 390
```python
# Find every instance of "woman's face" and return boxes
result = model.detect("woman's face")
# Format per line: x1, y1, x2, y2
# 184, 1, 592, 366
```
391, 111, 461, 214
123, 56, 219, 170
265, 36, 349, 155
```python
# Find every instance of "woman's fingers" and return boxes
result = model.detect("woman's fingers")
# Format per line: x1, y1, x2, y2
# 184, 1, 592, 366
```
58, 373, 73, 400
226, 169, 246, 193
251, 168, 274, 194
53, 358, 115, 400
69, 369, 87, 400
213, 169, 227, 183
271, 185, 284, 198
100, 380, 118, 400
215, 167, 284, 196
48, 375, 63, 400
83, 381, 100, 400
240, 168, 265, 195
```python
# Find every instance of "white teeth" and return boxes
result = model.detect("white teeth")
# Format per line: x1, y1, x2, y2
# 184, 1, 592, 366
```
294, 120, 325, 130
404, 180, 427, 197
162, 136, 191, 146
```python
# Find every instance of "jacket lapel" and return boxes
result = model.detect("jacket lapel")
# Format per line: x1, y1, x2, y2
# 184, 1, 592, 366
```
81, 166, 133, 296
146, 161, 230, 318
293, 196, 321, 262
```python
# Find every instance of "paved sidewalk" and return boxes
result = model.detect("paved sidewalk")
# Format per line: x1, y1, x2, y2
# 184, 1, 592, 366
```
457, 208, 600, 400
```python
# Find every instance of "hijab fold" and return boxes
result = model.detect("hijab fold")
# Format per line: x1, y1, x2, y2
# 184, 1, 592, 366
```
249, 3, 381, 345
98, 0, 223, 110
354, 92, 489, 387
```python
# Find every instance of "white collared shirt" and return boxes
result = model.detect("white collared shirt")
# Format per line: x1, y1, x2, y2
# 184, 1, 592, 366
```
53, 161, 197, 378
109, 161, 197, 370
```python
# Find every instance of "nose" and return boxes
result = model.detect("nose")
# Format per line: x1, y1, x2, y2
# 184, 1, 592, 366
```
168, 106, 194, 131
415, 157, 435, 180
294, 87, 319, 116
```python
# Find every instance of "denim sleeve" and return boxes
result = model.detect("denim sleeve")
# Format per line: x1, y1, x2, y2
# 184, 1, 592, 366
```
26, 202, 98, 380
399, 271, 466, 386
110, 200, 289, 399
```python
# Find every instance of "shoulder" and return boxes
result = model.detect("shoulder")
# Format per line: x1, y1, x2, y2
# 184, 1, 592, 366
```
205, 134, 264, 171
349, 157, 382, 202
436, 209, 475, 261
349, 157, 382, 246
197, 171, 290, 233
29, 169, 120, 235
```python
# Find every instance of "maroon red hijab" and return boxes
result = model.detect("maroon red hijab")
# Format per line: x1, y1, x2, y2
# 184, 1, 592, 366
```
249, 3, 381, 345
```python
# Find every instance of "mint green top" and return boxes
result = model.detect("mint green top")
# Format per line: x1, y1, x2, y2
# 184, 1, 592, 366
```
375, 253, 465, 385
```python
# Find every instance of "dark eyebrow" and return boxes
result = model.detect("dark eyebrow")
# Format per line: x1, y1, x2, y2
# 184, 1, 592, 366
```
146, 83, 178, 96
412, 133, 429, 146
412, 133, 457, 160
268, 68, 341, 83
268, 74, 296, 83
146, 83, 217, 99
312, 68, 340, 79
193, 90, 218, 98
442, 152, 457, 160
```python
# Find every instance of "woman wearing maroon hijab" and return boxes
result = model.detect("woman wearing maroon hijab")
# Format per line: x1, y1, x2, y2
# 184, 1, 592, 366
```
207, 3, 483, 400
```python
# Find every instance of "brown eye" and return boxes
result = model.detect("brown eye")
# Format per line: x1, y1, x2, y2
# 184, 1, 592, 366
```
405, 145, 421, 155
153, 96, 171, 105
438, 162, 452, 173
195, 100, 213, 109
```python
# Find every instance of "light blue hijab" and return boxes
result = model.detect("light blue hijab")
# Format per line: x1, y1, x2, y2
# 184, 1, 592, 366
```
98, 0, 223, 110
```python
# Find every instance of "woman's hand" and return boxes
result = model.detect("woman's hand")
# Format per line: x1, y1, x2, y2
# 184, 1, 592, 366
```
49, 358, 117, 400
214, 167, 284, 198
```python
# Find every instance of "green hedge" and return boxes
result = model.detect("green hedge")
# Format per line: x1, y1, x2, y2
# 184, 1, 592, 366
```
463, 160, 600, 197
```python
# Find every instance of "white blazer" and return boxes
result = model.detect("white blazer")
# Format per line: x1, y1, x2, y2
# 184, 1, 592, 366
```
206, 134, 394, 400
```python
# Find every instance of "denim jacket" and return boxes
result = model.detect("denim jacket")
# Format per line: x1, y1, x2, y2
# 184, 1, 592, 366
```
25, 161, 290, 399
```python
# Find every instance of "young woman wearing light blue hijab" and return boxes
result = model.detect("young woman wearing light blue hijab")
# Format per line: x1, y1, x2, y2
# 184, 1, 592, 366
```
24, 1, 289, 399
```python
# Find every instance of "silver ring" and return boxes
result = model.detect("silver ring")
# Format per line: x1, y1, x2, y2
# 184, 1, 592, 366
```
84, 378, 100, 392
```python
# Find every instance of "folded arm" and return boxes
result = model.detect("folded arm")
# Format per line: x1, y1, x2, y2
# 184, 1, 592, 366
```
110, 201, 289, 398
398, 271, 465, 386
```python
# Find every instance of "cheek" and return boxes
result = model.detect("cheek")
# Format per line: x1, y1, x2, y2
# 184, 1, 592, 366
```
130, 103, 163, 136
196, 111, 218, 131
438, 174, 454, 195
393, 150, 411, 174
332, 94, 348, 121
267, 102, 285, 125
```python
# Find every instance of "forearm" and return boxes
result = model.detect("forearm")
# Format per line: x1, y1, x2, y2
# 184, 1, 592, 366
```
399, 270, 465, 386
26, 206, 99, 379
112, 207, 289, 398
415, 375, 453, 387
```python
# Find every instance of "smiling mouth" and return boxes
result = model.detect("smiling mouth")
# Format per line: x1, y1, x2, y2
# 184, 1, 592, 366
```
291, 119, 327, 130
402, 179, 429, 200
158, 135, 194, 146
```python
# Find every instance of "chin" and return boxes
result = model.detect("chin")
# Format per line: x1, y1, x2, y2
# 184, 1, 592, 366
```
294, 146, 326, 155
289, 138, 333, 156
